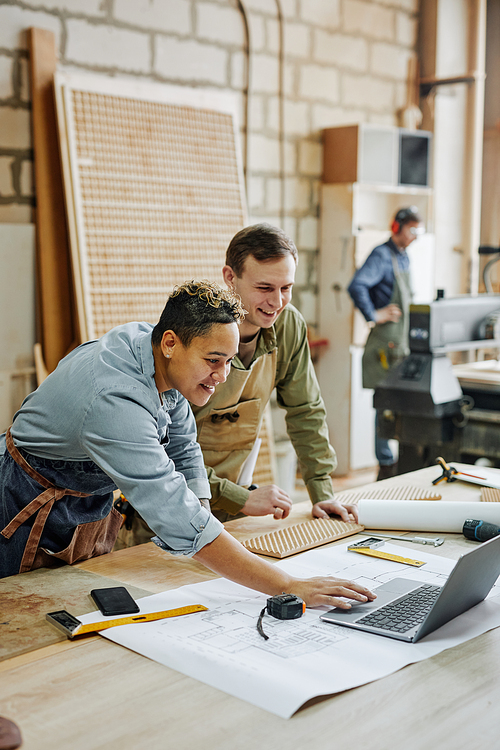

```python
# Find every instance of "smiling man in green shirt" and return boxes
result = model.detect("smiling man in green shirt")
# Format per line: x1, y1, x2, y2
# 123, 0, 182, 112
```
192, 223, 357, 524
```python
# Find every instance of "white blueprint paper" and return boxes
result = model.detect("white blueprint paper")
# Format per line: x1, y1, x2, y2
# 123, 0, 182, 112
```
78, 543, 500, 718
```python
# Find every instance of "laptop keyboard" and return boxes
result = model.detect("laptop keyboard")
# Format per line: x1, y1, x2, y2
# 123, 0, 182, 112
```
357, 583, 442, 633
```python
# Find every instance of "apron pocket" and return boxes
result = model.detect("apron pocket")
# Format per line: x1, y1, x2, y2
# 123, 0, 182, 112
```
33, 506, 122, 570
198, 398, 262, 452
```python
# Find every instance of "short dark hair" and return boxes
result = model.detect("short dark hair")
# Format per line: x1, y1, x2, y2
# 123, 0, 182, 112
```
394, 206, 423, 229
225, 223, 298, 277
152, 280, 245, 348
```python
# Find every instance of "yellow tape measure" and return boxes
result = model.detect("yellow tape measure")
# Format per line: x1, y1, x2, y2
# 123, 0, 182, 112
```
77, 604, 208, 635
349, 547, 425, 567
47, 604, 208, 639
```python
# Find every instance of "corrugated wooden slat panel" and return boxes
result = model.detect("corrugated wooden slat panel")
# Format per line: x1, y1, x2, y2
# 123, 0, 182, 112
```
334, 486, 442, 504
243, 519, 364, 558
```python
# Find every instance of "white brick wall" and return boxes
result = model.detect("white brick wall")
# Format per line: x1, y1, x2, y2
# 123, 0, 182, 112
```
396, 11, 418, 46
155, 36, 227, 84
0, 0, 422, 325
248, 13, 265, 53
0, 157, 14, 197
196, 3, 245, 46
66, 20, 151, 73
19, 57, 30, 102
296, 288, 317, 324
299, 64, 339, 103
249, 133, 280, 172
114, 0, 191, 34
371, 42, 412, 80
344, 0, 395, 40
0, 107, 31, 149
20, 160, 33, 197
251, 53, 279, 94
0, 205, 31, 222
297, 216, 318, 250
298, 140, 322, 176
313, 30, 369, 72
311, 103, 366, 130
341, 73, 394, 111
0, 6, 61, 49
267, 99, 309, 136
284, 22, 310, 59
22, 0, 104, 14
300, 0, 341, 30
0, 56, 14, 99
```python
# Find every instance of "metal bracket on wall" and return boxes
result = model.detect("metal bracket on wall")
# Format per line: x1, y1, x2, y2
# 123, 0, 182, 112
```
420, 73, 482, 97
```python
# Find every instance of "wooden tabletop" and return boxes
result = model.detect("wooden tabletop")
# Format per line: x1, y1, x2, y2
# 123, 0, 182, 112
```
2, 466, 500, 750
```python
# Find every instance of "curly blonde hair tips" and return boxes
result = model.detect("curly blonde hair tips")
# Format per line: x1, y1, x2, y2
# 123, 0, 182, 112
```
170, 279, 245, 322
152, 279, 245, 348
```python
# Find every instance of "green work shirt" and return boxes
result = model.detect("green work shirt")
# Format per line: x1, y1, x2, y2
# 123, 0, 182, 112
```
191, 304, 337, 519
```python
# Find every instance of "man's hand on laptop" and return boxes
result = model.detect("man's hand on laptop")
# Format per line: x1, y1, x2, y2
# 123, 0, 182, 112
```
313, 499, 359, 523
291, 577, 376, 609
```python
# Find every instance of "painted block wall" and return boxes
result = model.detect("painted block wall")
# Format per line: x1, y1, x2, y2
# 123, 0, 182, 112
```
0, 0, 420, 327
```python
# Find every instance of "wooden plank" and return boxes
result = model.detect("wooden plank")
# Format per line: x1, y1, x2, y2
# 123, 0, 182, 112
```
28, 28, 79, 374
0, 565, 151, 661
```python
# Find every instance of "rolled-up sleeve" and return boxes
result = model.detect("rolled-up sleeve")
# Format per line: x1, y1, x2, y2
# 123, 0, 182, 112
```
80, 386, 223, 556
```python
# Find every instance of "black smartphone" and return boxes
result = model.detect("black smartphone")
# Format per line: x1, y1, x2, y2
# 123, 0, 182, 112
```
90, 586, 140, 616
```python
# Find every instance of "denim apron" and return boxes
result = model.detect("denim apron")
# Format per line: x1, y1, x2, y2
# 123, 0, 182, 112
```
0, 428, 122, 577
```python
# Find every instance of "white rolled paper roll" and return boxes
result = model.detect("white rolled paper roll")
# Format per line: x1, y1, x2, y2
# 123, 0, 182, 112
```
358, 499, 500, 533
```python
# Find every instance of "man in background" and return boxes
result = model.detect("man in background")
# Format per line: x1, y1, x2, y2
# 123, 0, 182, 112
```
347, 206, 424, 480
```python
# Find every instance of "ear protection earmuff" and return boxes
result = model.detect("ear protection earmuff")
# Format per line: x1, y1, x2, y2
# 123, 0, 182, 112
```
392, 206, 419, 234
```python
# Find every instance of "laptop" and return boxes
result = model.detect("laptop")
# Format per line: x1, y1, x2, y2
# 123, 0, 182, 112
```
320, 533, 500, 643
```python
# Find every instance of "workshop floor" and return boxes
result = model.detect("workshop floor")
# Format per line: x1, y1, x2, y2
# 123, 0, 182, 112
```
292, 466, 378, 504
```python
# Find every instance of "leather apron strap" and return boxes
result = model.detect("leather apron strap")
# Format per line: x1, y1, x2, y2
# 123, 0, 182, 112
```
1, 428, 91, 574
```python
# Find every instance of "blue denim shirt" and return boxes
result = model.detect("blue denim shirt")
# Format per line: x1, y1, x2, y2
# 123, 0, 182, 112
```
5, 322, 223, 556
347, 239, 410, 322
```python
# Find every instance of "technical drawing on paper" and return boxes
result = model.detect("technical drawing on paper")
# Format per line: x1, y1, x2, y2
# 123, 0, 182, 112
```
160, 600, 348, 659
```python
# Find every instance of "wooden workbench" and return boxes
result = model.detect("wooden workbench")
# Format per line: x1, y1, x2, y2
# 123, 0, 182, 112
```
1, 465, 500, 750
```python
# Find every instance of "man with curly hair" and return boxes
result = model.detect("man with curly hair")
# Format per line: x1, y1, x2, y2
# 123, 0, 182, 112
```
0, 281, 243, 578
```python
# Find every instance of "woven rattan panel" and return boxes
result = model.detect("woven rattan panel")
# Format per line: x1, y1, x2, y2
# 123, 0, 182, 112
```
53, 75, 278, 483
56, 75, 246, 340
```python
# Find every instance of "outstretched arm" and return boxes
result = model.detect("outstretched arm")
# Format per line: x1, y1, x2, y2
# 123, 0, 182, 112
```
193, 529, 376, 609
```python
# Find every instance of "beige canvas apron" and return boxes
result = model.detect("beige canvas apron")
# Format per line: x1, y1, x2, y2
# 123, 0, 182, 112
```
1, 428, 122, 574
362, 253, 412, 390
195, 348, 278, 485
